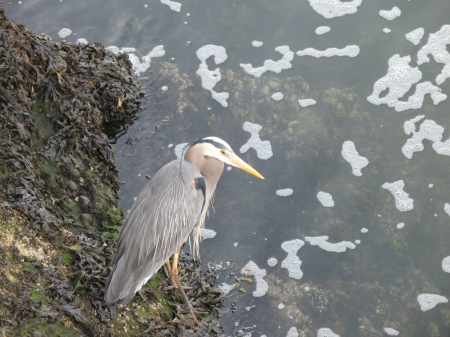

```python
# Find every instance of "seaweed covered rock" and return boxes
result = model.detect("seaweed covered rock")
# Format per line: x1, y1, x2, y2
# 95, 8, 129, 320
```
0, 9, 222, 336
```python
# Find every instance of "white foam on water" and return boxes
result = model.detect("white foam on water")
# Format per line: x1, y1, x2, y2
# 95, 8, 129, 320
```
278, 303, 285, 309
296, 45, 359, 58
442, 256, 450, 273
401, 116, 450, 158
252, 40, 263, 47
383, 28, 391, 34
267, 257, 278, 267
317, 191, 334, 207
58, 28, 72, 38
281, 239, 305, 279
287, 327, 299, 337
397, 222, 405, 229
107, 45, 165, 76
298, 98, 317, 107
160, 0, 181, 12
379, 7, 401, 20
240, 122, 273, 160
355, 240, 361, 244
445, 203, 450, 216
367, 55, 446, 112
241, 261, 268, 297
272, 92, 284, 101
174, 142, 188, 159
384, 328, 399, 336
308, 0, 362, 19
161, 86, 168, 91
240, 45, 294, 78
429, 184, 434, 188
76, 38, 88, 45
305, 236, 356, 253
382, 180, 414, 212
315, 26, 331, 35
217, 283, 234, 295
406, 28, 425, 45
200, 228, 216, 240
361, 228, 368, 233
417, 25, 450, 85
234, 242, 238, 247
341, 141, 369, 176
196, 45, 229, 107
317, 327, 340, 337
417, 294, 448, 311
276, 189, 294, 197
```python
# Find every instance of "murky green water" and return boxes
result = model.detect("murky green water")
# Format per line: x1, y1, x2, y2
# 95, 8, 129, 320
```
6, 0, 450, 335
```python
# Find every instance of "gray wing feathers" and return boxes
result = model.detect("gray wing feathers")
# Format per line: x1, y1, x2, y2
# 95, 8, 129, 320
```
104, 160, 204, 304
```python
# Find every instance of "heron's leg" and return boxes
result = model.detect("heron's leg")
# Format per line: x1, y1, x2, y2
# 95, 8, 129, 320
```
171, 247, 199, 323
164, 260, 172, 281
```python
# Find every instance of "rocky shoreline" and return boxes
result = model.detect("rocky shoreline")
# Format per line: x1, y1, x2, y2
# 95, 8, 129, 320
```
0, 9, 222, 336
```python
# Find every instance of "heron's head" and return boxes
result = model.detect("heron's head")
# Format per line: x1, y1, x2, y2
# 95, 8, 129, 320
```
184, 136, 265, 179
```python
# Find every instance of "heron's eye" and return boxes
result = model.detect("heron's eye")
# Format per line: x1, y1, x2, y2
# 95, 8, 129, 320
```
204, 155, 211, 159
220, 150, 226, 155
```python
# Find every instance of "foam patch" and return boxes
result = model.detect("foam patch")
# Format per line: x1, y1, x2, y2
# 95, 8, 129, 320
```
308, 0, 362, 19
417, 294, 448, 311
240, 122, 273, 160
405, 28, 425, 45
382, 180, 414, 212
196, 45, 229, 107
317, 191, 334, 207
379, 7, 401, 20
276, 189, 294, 197
296, 45, 360, 58
305, 236, 356, 253
417, 25, 450, 85
281, 239, 305, 279
341, 141, 369, 176
240, 46, 294, 77
160, 0, 181, 12
241, 261, 269, 297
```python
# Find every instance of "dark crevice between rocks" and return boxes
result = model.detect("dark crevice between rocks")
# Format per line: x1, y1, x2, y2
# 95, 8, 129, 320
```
0, 8, 223, 336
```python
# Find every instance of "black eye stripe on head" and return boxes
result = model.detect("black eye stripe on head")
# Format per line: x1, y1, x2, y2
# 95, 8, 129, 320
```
187, 138, 229, 150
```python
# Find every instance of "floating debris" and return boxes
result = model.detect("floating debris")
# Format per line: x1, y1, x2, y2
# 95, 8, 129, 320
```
272, 92, 284, 101
278, 303, 285, 309
383, 28, 391, 33
405, 27, 425, 45
196, 44, 229, 107
240, 122, 273, 160
276, 188, 294, 197
341, 141, 369, 176
281, 239, 305, 279
305, 236, 356, 253
317, 191, 334, 207
252, 40, 263, 47
417, 294, 448, 311
296, 45, 360, 58
384, 327, 400, 336
361, 228, 368, 233
317, 328, 340, 337
298, 98, 317, 107
308, 0, 362, 19
241, 261, 269, 297
379, 7, 401, 20
240, 45, 294, 77
397, 222, 405, 229
382, 180, 414, 212
160, 0, 182, 12
58, 27, 72, 38
267, 257, 278, 266
161, 85, 168, 91
315, 26, 331, 35
287, 327, 299, 337
201, 228, 217, 240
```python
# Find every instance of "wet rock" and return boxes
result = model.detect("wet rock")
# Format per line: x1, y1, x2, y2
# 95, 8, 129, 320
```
78, 196, 90, 207
67, 180, 78, 191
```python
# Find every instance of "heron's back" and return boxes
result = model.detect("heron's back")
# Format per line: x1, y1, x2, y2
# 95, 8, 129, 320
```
104, 160, 205, 305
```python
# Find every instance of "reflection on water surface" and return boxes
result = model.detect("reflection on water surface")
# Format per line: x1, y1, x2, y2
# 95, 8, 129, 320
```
5, 0, 450, 335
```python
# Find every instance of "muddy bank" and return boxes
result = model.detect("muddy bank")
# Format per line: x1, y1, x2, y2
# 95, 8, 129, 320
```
0, 9, 222, 336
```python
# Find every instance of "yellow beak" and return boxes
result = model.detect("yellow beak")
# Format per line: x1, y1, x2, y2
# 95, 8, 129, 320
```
228, 154, 265, 180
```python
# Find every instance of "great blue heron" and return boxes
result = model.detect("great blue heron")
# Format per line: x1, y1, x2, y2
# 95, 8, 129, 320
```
104, 136, 264, 320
